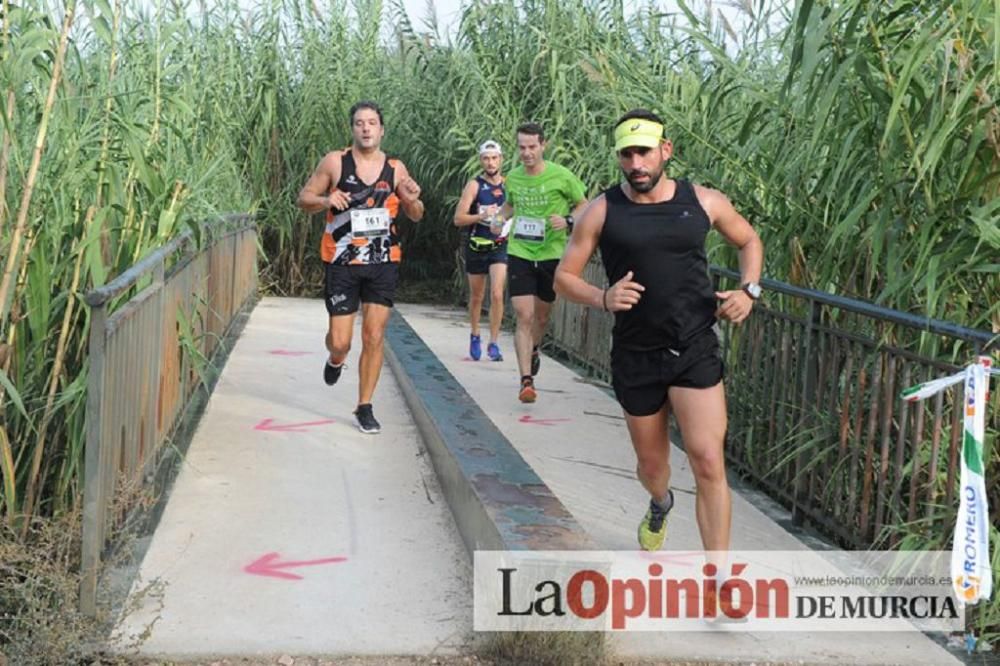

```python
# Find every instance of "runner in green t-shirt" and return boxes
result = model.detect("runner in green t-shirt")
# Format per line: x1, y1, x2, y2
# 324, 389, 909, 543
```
500, 122, 589, 403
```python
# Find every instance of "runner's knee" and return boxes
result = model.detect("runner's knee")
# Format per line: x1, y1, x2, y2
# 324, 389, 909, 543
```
686, 445, 726, 484
329, 337, 351, 358
361, 326, 385, 348
636, 455, 668, 482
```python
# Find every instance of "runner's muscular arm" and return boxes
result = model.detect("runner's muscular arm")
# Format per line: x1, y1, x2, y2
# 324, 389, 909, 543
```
555, 195, 646, 312
550, 196, 590, 231
554, 196, 608, 309
454, 180, 487, 227
297, 151, 347, 213
696, 185, 763, 323
394, 161, 425, 221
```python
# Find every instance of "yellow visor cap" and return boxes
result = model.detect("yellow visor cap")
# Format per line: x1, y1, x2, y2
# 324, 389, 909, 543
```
613, 118, 664, 151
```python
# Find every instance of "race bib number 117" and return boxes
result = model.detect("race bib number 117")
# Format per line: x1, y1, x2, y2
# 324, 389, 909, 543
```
513, 216, 545, 243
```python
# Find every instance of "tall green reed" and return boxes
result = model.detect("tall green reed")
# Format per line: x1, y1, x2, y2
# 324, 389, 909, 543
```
0, 5, 995, 641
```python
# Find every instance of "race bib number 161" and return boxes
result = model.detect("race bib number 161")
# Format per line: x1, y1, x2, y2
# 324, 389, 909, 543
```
351, 208, 391, 239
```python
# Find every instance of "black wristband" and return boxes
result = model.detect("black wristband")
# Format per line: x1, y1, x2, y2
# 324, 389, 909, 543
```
566, 215, 574, 230
602, 288, 609, 312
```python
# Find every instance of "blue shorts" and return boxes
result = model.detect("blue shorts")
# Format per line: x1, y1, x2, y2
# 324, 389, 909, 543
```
464, 242, 507, 275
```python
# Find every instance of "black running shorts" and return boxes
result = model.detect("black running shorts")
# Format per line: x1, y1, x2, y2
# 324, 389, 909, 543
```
611, 328, 724, 416
508, 255, 558, 303
324, 262, 399, 316
464, 243, 508, 275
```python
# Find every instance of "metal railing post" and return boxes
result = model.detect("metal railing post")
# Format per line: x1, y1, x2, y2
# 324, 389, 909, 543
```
141, 258, 165, 481
792, 298, 820, 526
80, 303, 107, 616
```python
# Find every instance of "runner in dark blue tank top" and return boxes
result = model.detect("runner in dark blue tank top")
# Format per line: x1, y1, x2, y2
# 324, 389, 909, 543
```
554, 109, 764, 576
453, 140, 508, 362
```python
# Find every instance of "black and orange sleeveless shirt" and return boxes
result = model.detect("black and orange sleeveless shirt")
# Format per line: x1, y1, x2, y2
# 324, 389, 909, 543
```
322, 149, 402, 265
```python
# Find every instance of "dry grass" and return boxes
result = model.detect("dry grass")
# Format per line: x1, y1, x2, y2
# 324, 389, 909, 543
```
0, 476, 160, 665
0, 510, 104, 664
477, 631, 607, 666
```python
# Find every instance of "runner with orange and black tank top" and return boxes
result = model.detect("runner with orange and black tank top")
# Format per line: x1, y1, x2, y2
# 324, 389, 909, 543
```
554, 109, 763, 576
453, 140, 508, 363
323, 148, 403, 268
297, 100, 425, 435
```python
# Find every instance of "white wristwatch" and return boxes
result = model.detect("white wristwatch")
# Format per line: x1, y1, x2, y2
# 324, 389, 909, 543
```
742, 282, 762, 300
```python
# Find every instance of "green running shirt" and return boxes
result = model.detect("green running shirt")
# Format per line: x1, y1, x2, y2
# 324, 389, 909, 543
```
505, 162, 587, 261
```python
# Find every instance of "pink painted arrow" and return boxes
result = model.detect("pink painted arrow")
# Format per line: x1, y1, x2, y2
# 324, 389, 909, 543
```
518, 415, 571, 426
254, 418, 336, 432
244, 552, 348, 580
268, 349, 313, 356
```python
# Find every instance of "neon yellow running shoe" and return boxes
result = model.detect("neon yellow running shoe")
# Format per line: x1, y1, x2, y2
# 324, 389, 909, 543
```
637, 489, 673, 551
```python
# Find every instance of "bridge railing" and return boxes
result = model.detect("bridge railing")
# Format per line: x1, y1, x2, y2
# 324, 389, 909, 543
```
547, 258, 998, 548
80, 214, 258, 614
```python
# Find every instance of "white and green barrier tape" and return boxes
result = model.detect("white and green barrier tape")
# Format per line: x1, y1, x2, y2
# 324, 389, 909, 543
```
902, 356, 997, 606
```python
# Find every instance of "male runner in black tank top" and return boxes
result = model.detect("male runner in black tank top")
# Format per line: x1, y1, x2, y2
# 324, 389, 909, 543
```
297, 101, 425, 434
554, 109, 763, 559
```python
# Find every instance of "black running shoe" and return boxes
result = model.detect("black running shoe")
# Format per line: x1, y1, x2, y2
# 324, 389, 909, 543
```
323, 360, 344, 386
530, 346, 540, 376
354, 403, 381, 434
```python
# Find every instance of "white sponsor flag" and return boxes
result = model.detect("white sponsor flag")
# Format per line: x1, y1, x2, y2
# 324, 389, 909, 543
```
902, 356, 994, 605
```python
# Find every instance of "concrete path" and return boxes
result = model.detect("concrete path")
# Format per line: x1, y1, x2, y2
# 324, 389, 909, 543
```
395, 303, 960, 665
113, 298, 471, 659
111, 298, 963, 664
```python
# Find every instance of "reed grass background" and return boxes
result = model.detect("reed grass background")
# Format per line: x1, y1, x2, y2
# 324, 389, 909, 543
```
0, 0, 997, 654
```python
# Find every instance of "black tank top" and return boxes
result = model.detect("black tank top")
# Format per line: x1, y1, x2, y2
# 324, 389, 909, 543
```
598, 179, 717, 351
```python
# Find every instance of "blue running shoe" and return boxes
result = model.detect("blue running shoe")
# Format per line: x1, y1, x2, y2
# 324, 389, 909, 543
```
487, 341, 503, 362
469, 334, 482, 360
